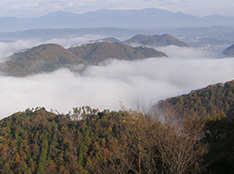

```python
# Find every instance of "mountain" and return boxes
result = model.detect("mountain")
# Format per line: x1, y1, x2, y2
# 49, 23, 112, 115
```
124, 34, 188, 47
0, 44, 87, 76
0, 106, 206, 174
223, 44, 234, 56
158, 80, 234, 119
68, 42, 167, 64
1, 8, 234, 32
0, 97, 233, 173
95, 37, 120, 43
0, 28, 149, 41
0, 42, 167, 76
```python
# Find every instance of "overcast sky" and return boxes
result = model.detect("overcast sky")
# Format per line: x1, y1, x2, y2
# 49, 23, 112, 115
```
0, 0, 234, 18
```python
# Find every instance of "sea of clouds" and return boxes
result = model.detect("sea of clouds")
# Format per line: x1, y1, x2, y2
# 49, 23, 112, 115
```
0, 38, 234, 119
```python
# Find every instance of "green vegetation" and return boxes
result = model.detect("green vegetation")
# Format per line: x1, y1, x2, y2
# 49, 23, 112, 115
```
159, 80, 234, 119
0, 42, 167, 76
156, 80, 234, 173
0, 106, 208, 174
124, 34, 188, 47
68, 42, 167, 65
2, 99, 234, 174
201, 116, 234, 174
0, 103, 233, 173
0, 44, 87, 76
1, 59, 234, 173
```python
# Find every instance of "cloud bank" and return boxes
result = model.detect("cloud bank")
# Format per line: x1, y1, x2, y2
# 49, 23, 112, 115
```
1, 45, 234, 119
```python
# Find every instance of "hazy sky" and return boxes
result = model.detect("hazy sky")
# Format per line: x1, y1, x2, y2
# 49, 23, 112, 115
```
0, 0, 234, 17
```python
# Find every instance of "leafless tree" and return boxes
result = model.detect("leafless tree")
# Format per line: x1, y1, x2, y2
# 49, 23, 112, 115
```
151, 108, 207, 174
90, 106, 207, 174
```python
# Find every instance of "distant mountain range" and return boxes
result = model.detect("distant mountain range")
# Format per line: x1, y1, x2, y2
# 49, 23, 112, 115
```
1, 8, 234, 32
0, 28, 149, 41
0, 42, 167, 76
123, 34, 188, 47
96, 33, 188, 47
0, 26, 233, 54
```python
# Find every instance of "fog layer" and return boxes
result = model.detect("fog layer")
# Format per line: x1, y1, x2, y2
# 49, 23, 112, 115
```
1, 44, 234, 119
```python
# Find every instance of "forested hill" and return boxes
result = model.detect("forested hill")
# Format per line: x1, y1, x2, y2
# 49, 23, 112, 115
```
68, 42, 167, 64
0, 106, 234, 173
0, 44, 87, 76
124, 34, 188, 47
158, 80, 234, 119
0, 42, 167, 76
0, 107, 207, 174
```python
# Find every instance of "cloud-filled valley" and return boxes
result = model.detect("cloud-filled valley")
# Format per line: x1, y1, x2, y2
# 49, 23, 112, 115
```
1, 3, 234, 174
1, 41, 234, 119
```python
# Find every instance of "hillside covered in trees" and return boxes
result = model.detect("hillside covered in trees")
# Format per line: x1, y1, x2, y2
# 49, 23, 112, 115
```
0, 42, 167, 76
0, 44, 88, 77
0, 105, 233, 173
158, 80, 234, 119
68, 42, 167, 64
124, 34, 188, 47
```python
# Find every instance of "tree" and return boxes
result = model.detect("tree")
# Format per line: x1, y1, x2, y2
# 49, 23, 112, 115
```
201, 116, 234, 174
148, 108, 207, 174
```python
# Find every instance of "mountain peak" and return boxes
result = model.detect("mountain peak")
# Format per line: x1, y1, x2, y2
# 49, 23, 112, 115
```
69, 42, 167, 64
1, 43, 87, 76
124, 34, 188, 47
41, 11, 79, 19
0, 42, 167, 76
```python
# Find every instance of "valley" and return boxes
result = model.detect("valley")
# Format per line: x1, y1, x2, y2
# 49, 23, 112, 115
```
0, 5, 234, 174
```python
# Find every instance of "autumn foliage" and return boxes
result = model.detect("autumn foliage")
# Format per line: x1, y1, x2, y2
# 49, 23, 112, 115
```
0, 106, 213, 174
